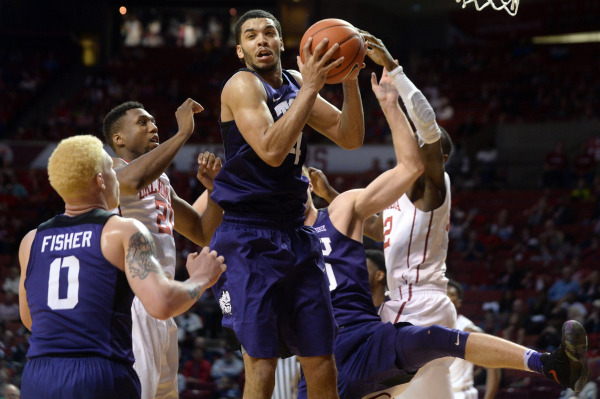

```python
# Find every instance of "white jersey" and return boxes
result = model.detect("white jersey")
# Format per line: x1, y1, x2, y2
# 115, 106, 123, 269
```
272, 356, 301, 399
382, 173, 451, 296
450, 315, 477, 392
119, 172, 176, 278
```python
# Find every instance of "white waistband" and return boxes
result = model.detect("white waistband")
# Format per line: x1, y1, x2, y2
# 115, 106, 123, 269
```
386, 284, 447, 301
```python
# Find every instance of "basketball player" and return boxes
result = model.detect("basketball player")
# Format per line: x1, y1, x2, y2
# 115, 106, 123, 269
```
301, 69, 589, 399
358, 30, 461, 398
210, 9, 365, 399
18, 135, 226, 399
103, 99, 223, 399
447, 279, 500, 399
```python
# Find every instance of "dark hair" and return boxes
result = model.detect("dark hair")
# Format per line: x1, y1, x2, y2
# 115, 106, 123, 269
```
439, 126, 453, 157
447, 278, 463, 300
365, 249, 386, 274
234, 9, 281, 45
102, 101, 144, 150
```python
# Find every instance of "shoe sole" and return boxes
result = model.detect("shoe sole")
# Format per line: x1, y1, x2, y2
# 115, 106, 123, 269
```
562, 320, 589, 393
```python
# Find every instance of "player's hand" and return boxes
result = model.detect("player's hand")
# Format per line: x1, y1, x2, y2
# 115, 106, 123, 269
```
371, 67, 400, 106
360, 31, 398, 72
297, 37, 344, 91
196, 151, 222, 190
175, 98, 204, 136
308, 167, 339, 203
186, 247, 226, 288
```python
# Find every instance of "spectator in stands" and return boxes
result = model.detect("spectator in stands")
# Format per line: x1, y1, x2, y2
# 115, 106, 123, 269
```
0, 294, 19, 324
497, 259, 523, 291
181, 346, 213, 390
210, 349, 243, 385
578, 269, 600, 303
461, 230, 486, 262
475, 141, 499, 189
1, 383, 20, 399
176, 309, 204, 342
543, 140, 569, 188
489, 208, 514, 242
584, 299, 600, 333
215, 376, 241, 399
548, 266, 580, 303
559, 380, 598, 399
571, 178, 593, 202
1, 267, 19, 296
122, 14, 143, 47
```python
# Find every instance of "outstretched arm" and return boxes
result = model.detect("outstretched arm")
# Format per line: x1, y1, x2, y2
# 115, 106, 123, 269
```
115, 98, 204, 195
308, 167, 340, 204
103, 217, 225, 319
363, 32, 446, 210
348, 69, 423, 221
175, 152, 223, 246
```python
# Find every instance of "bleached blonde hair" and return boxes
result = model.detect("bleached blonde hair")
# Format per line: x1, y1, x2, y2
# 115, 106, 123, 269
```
48, 135, 105, 198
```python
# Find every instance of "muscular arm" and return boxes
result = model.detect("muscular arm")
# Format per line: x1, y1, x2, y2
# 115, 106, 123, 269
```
103, 217, 225, 319
18, 229, 36, 330
290, 71, 364, 150
222, 70, 322, 167
363, 213, 384, 242
327, 70, 423, 240
172, 187, 223, 247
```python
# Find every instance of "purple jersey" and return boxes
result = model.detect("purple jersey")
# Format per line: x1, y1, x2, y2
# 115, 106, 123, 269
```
211, 68, 308, 216
25, 209, 135, 364
314, 209, 380, 327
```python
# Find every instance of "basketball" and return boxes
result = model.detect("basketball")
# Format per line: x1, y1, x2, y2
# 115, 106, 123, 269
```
299, 18, 366, 85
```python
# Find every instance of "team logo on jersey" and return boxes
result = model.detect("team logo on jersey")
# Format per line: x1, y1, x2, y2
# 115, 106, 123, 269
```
219, 290, 232, 315
314, 225, 326, 233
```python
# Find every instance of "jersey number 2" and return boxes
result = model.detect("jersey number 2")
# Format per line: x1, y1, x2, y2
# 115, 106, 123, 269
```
48, 256, 79, 310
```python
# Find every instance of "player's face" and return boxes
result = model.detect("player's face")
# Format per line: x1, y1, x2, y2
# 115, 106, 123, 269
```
237, 18, 283, 73
118, 108, 159, 158
102, 151, 120, 209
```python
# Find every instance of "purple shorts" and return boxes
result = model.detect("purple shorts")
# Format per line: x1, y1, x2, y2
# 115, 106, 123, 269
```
211, 212, 336, 358
22, 356, 140, 399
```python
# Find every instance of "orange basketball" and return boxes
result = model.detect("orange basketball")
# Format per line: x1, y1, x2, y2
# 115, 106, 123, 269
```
299, 18, 365, 85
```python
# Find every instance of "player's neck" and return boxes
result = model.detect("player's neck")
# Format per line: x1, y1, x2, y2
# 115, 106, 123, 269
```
253, 65, 283, 89
114, 147, 141, 163
372, 287, 386, 308
64, 202, 107, 217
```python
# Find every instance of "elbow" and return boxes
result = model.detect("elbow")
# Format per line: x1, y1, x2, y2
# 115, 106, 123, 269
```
339, 135, 364, 151
261, 151, 286, 167
144, 303, 173, 320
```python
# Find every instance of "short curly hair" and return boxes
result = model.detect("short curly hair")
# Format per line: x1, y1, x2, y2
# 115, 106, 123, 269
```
48, 135, 105, 199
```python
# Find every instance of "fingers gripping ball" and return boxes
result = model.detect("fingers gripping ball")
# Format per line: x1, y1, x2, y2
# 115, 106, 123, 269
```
300, 18, 366, 84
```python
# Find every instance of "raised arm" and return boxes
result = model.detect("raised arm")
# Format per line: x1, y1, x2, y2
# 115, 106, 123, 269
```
363, 32, 446, 211
174, 151, 223, 246
115, 98, 204, 195
291, 48, 365, 150
308, 167, 340, 204
223, 38, 344, 167
18, 229, 36, 330
103, 217, 226, 319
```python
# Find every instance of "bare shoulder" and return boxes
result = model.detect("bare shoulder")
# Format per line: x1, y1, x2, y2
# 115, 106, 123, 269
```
222, 70, 265, 99
19, 229, 37, 254
328, 190, 360, 216
105, 215, 145, 238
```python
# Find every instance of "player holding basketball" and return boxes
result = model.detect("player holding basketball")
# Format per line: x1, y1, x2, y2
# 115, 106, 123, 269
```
210, 9, 365, 399
102, 99, 223, 399
299, 68, 589, 399
18, 135, 226, 399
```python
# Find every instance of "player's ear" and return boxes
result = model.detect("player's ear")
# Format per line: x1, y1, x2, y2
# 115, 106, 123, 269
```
236, 44, 244, 60
280, 38, 284, 52
376, 270, 385, 283
95, 172, 106, 190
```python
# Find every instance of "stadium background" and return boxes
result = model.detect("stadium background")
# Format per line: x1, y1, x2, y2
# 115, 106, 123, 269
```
0, 0, 598, 397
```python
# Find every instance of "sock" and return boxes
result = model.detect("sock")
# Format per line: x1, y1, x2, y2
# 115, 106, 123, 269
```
524, 349, 543, 373
395, 324, 470, 372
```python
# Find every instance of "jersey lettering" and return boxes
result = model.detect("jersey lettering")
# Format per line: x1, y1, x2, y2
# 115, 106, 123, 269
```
274, 98, 294, 117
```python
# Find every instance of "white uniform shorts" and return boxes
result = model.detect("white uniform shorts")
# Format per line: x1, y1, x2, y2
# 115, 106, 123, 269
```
131, 296, 179, 399
377, 290, 458, 399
